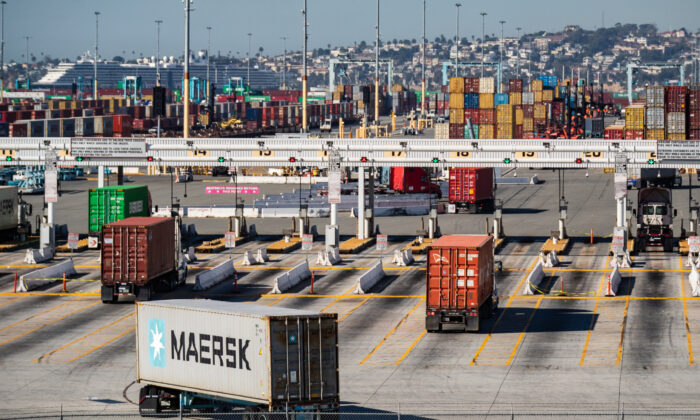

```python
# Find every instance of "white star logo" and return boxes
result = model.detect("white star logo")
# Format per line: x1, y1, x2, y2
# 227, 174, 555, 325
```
150, 324, 164, 361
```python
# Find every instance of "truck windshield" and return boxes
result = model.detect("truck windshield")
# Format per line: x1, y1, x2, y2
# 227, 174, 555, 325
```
655, 206, 667, 215
642, 206, 655, 215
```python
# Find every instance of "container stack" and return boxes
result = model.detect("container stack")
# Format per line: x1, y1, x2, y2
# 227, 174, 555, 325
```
666, 86, 687, 140
689, 88, 700, 139
464, 77, 480, 139
645, 86, 665, 140
478, 77, 495, 139
448, 77, 464, 139
624, 104, 645, 140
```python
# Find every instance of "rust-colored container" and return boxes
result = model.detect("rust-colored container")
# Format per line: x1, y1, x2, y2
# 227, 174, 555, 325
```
426, 235, 495, 332
101, 217, 176, 301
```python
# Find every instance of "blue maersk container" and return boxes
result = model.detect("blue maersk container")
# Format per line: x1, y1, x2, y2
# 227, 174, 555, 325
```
495, 93, 509, 106
464, 93, 479, 109
538, 75, 558, 88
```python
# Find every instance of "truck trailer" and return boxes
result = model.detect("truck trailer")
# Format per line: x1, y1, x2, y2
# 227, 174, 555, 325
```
448, 167, 495, 213
100, 217, 186, 303
389, 167, 441, 196
634, 187, 676, 252
88, 185, 152, 246
136, 300, 339, 416
426, 235, 497, 332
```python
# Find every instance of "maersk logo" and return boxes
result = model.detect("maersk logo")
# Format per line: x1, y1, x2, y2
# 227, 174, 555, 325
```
148, 318, 166, 367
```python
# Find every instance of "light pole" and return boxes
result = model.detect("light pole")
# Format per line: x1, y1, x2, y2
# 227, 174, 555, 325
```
23, 35, 29, 82
155, 19, 162, 86
1, 1, 6, 102
206, 26, 212, 101
375, 0, 380, 124
421, 0, 426, 116
455, 3, 461, 77
302, 0, 308, 132
94, 11, 99, 99
499, 20, 505, 90
183, 0, 192, 139
516, 26, 521, 78
281, 36, 287, 89
480, 12, 487, 78
247, 32, 252, 89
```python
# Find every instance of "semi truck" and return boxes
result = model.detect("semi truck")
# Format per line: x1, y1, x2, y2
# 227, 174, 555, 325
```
389, 167, 442, 197
634, 187, 676, 252
136, 300, 339, 416
0, 186, 33, 242
100, 217, 186, 303
448, 168, 495, 213
426, 235, 497, 332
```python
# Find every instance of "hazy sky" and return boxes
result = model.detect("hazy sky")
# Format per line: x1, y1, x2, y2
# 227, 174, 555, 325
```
6, 0, 700, 63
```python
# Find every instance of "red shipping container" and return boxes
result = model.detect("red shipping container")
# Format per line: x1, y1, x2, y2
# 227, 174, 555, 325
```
10, 122, 27, 137
113, 114, 133, 136
463, 108, 479, 123
689, 129, 700, 140
508, 79, 523, 93
448, 168, 494, 212
665, 86, 687, 113
390, 167, 440, 194
689, 90, 700, 110
515, 125, 523, 138
522, 105, 534, 119
449, 123, 465, 139
101, 217, 176, 298
478, 109, 496, 124
604, 127, 624, 140
624, 129, 644, 140
689, 111, 700, 130
426, 235, 495, 332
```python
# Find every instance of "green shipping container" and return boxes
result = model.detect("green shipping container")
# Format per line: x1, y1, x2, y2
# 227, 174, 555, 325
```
88, 185, 151, 234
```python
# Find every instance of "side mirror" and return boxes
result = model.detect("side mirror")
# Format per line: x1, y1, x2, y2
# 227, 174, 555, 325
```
632, 209, 637, 216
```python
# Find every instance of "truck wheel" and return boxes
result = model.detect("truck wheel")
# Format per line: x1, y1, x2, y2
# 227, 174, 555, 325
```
663, 238, 674, 253
136, 284, 153, 301
101, 286, 116, 304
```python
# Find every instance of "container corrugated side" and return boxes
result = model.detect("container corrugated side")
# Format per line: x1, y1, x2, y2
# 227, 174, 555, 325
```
0, 186, 18, 231
89, 185, 150, 234
136, 300, 339, 408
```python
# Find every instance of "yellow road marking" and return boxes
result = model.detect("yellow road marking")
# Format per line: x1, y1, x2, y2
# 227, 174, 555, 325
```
33, 312, 135, 363
0, 292, 100, 296
580, 255, 612, 365
267, 296, 286, 306
0, 295, 28, 307
616, 294, 630, 366
320, 285, 359, 313
0, 301, 100, 348
470, 257, 539, 366
359, 297, 424, 365
395, 330, 426, 365
505, 298, 544, 365
680, 256, 695, 365
66, 327, 136, 363
338, 297, 370, 322
0, 298, 79, 333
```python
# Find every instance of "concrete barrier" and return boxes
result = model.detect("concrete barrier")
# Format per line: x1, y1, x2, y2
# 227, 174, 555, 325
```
187, 224, 198, 237
605, 266, 623, 297
316, 247, 341, 266
354, 260, 385, 294
183, 247, 197, 263
18, 259, 76, 292
256, 249, 269, 263
523, 261, 546, 295
687, 254, 699, 268
242, 250, 256, 266
271, 260, 311, 294
530, 175, 541, 184
392, 249, 414, 266
611, 251, 632, 268
24, 247, 54, 264
545, 250, 559, 268
193, 259, 235, 291
690, 263, 700, 297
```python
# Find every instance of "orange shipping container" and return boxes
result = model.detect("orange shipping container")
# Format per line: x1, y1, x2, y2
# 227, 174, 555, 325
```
531, 80, 544, 92
479, 94, 494, 109
449, 108, 465, 124
534, 104, 547, 119
509, 92, 522, 105
449, 93, 465, 109
449, 77, 465, 94
478, 124, 494, 139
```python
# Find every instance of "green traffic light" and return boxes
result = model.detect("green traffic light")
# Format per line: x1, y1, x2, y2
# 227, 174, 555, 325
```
218, 157, 225, 163
76, 156, 83, 162
5, 156, 11, 161
648, 159, 655, 165
504, 158, 512, 164
432, 157, 439, 163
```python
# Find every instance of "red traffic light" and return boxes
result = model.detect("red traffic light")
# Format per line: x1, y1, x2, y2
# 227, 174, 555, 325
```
360, 156, 368, 163
289, 157, 296, 163
575, 158, 583, 164
147, 156, 154, 162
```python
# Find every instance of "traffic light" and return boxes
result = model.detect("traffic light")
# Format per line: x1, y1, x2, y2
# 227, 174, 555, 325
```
75, 156, 83, 162
503, 158, 512, 164
5, 156, 12, 162
432, 157, 440, 163
289, 157, 296, 163
147, 156, 154, 162
218, 156, 225, 163
648, 158, 656, 165
575, 158, 583, 164
360, 156, 368, 163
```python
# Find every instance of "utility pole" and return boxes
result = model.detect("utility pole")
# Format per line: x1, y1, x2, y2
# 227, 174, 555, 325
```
499, 20, 505, 89
480, 12, 487, 78
375, 0, 380, 124
281, 36, 287, 89
155, 19, 162, 86
0, 1, 6, 102
207, 26, 212, 101
516, 27, 521, 78
455, 3, 461, 77
247, 33, 252, 89
183, 0, 192, 139
302, 0, 308, 132
421, 0, 426, 116
94, 11, 99, 99
23, 35, 29, 82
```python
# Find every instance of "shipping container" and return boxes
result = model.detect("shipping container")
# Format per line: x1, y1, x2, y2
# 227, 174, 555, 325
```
509, 92, 522, 106
478, 123, 494, 139
435, 122, 449, 139
604, 126, 625, 140
464, 93, 479, 109
478, 108, 496, 125
89, 185, 151, 234
101, 217, 184, 302
646, 129, 665, 140
449, 108, 464, 125
464, 77, 480, 94
135, 300, 339, 415
426, 235, 496, 332
665, 86, 687, 113
0, 186, 18, 235
479, 77, 495, 94
478, 93, 494, 109
646, 86, 665, 107
645, 107, 665, 130
449, 93, 465, 109
508, 79, 523, 93
624, 104, 645, 130
390, 167, 441, 195
522, 92, 535, 105
449, 123, 465, 139
667, 112, 686, 134
449, 77, 465, 94
448, 168, 494, 213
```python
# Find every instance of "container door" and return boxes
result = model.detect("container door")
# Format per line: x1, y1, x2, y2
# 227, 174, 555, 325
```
271, 318, 305, 402
303, 317, 337, 402
465, 249, 480, 310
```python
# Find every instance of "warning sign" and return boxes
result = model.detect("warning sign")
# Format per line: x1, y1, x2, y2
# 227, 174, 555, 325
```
302, 234, 313, 251
225, 232, 236, 248
67, 233, 79, 250
376, 234, 388, 251
689, 236, 700, 253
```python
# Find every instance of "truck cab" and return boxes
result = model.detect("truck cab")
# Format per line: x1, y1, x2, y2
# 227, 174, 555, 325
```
635, 187, 675, 252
